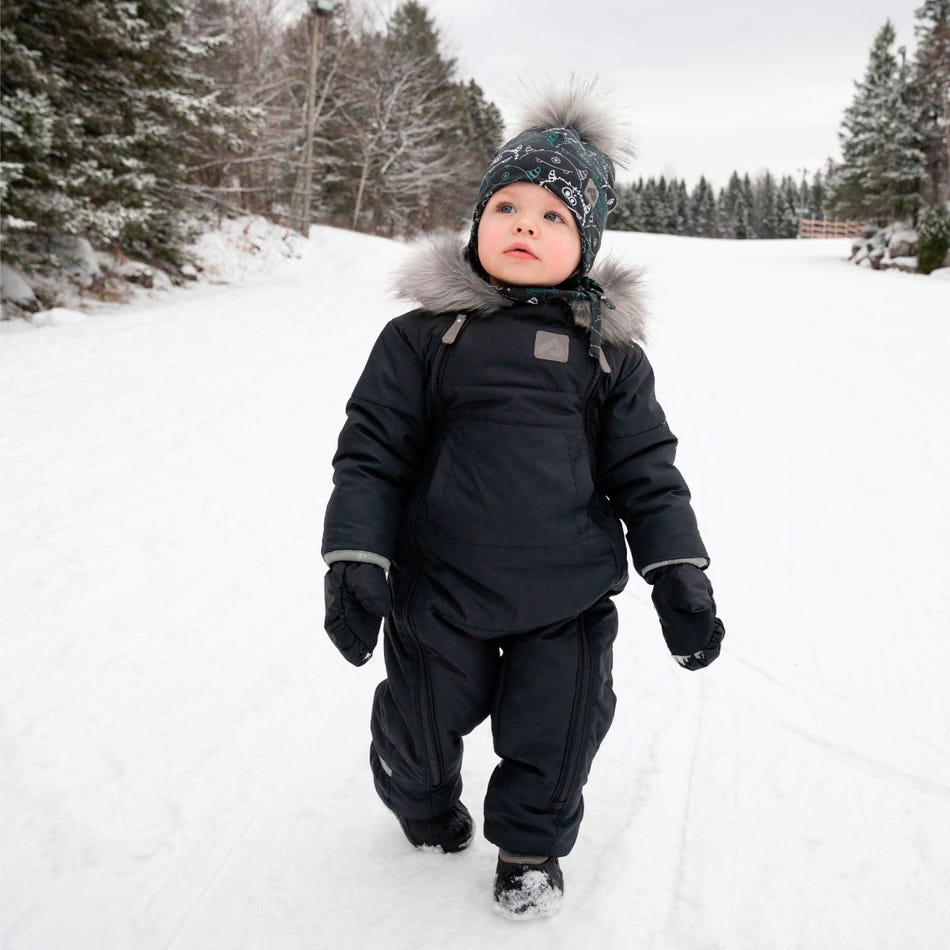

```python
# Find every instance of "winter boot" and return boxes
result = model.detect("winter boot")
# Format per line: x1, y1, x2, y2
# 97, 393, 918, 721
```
492, 856, 564, 920
395, 801, 474, 853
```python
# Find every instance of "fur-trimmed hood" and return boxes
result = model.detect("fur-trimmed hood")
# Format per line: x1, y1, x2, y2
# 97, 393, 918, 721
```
392, 232, 648, 348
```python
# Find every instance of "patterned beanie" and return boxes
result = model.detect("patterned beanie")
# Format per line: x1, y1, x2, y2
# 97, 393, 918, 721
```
467, 82, 630, 279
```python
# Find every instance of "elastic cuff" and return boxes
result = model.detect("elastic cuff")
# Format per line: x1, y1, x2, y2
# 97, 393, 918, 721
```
640, 556, 709, 579
323, 549, 391, 571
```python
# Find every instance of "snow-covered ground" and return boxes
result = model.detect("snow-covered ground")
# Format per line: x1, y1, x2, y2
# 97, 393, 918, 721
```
2, 226, 949, 949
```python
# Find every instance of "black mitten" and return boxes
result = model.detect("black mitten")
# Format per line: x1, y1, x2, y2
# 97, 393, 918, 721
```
647, 564, 725, 671
324, 562, 390, 666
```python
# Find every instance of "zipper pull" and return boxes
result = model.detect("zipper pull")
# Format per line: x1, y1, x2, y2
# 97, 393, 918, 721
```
441, 313, 467, 344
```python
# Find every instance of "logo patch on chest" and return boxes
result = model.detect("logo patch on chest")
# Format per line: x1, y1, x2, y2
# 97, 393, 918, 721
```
534, 330, 570, 363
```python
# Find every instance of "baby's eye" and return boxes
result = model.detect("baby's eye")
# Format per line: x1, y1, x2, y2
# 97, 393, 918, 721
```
544, 211, 564, 223
498, 202, 516, 213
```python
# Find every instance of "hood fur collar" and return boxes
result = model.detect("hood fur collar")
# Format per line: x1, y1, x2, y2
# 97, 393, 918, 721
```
392, 232, 648, 348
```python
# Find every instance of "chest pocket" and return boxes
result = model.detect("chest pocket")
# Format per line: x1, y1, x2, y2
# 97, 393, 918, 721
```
420, 418, 594, 548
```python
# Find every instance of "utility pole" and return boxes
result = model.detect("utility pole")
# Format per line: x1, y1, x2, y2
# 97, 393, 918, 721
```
292, 1, 336, 235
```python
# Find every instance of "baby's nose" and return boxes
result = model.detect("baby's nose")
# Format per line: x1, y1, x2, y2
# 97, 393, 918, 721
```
515, 222, 535, 235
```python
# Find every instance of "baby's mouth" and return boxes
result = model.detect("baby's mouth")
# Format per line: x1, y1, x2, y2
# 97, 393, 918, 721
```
504, 245, 538, 260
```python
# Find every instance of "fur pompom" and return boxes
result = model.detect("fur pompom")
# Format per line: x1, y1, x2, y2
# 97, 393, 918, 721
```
516, 76, 636, 167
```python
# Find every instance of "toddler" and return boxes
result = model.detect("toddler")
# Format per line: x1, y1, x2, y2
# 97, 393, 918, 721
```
322, 83, 725, 920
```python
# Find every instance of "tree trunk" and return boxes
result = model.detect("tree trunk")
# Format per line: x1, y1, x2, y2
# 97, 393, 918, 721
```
352, 156, 370, 231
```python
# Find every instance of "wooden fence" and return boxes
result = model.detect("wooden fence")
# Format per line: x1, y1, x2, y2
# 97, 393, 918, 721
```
798, 218, 871, 239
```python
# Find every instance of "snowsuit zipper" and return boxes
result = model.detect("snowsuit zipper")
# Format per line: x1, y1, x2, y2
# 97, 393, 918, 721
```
550, 611, 592, 810
398, 314, 472, 790
582, 357, 627, 578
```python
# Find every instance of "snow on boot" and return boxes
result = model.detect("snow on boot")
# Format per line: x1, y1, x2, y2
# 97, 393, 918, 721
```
493, 856, 564, 920
396, 802, 474, 853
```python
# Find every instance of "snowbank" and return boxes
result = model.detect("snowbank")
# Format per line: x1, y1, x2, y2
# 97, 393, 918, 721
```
29, 307, 88, 327
1, 215, 308, 321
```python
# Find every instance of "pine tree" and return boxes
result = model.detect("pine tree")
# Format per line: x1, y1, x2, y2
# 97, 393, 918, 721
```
612, 182, 641, 231
640, 178, 660, 232
831, 20, 925, 224
719, 171, 743, 238
654, 177, 672, 232
734, 192, 751, 239
757, 172, 779, 238
912, 0, 950, 204
741, 174, 756, 237
690, 176, 717, 237
0, 14, 59, 241
1, 0, 246, 263
673, 179, 691, 235
778, 176, 802, 237
428, 79, 504, 231
716, 187, 730, 238
799, 173, 811, 217
917, 203, 950, 271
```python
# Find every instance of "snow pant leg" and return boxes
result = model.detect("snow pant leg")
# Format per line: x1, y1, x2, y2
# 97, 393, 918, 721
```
370, 609, 500, 820
484, 596, 618, 857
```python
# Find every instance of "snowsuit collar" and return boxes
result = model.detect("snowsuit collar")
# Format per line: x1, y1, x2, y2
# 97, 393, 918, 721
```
392, 232, 648, 350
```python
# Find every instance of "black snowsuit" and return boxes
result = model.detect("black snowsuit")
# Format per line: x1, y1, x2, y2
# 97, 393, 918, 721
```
323, 238, 708, 857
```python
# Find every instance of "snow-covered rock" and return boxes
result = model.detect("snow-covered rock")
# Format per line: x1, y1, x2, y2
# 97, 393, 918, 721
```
188, 215, 305, 284
116, 258, 155, 288
880, 255, 918, 273
929, 266, 950, 281
1, 262, 40, 312
29, 306, 88, 327
850, 223, 928, 274
52, 236, 102, 289
887, 229, 918, 258
94, 250, 160, 288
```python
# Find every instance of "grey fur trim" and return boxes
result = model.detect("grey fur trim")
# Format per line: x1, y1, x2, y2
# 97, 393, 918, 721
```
324, 549, 391, 571
586, 254, 649, 347
392, 233, 648, 347
393, 232, 504, 316
517, 77, 636, 168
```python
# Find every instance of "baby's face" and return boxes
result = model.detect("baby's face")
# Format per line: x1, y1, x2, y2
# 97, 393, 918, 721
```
476, 183, 581, 287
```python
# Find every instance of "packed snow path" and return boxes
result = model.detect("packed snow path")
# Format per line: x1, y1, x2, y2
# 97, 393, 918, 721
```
3, 228, 949, 949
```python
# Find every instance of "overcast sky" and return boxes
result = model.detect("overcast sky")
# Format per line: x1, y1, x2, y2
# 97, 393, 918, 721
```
421, 0, 921, 189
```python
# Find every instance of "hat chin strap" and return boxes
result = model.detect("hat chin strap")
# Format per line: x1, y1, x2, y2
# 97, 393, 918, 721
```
496, 277, 616, 371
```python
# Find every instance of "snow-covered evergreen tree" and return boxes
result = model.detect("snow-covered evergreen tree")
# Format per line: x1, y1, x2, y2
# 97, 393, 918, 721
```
0, 17, 59, 249
715, 187, 730, 238
916, 203, 950, 271
613, 181, 643, 231
756, 172, 779, 238
1, 0, 246, 263
734, 192, 752, 239
741, 174, 756, 237
639, 178, 660, 232
778, 176, 802, 237
672, 180, 691, 235
912, 0, 950, 204
690, 176, 717, 237
831, 20, 925, 224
